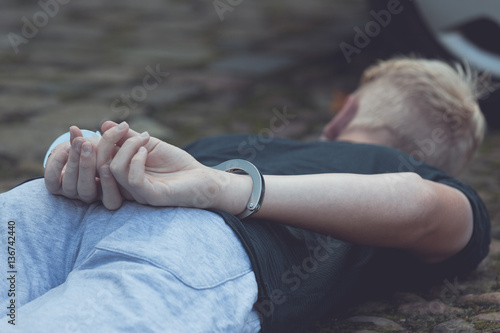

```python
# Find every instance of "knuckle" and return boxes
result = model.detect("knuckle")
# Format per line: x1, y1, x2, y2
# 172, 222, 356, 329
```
124, 136, 142, 147
53, 158, 66, 171
101, 130, 115, 141
109, 162, 121, 175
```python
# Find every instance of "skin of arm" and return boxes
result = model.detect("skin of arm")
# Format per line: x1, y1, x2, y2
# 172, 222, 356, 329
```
45, 122, 474, 264
216, 171, 473, 264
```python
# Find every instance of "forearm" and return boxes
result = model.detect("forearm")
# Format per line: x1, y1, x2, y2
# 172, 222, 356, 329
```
257, 172, 433, 248
215, 171, 429, 244
214, 170, 472, 263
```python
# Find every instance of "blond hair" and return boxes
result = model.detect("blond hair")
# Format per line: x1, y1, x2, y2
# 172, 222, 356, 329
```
348, 57, 487, 175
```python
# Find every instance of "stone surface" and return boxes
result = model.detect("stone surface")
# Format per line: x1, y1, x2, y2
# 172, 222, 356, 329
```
432, 319, 475, 333
489, 239, 500, 256
397, 300, 462, 315
493, 225, 500, 240
458, 292, 500, 305
126, 116, 174, 140
347, 316, 404, 331
472, 312, 500, 321
209, 54, 298, 77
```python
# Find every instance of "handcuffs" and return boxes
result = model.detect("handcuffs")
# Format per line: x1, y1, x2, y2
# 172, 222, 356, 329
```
212, 159, 265, 219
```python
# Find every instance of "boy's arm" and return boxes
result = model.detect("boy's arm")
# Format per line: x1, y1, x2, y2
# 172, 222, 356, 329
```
45, 122, 475, 265
239, 173, 473, 264
98, 125, 473, 264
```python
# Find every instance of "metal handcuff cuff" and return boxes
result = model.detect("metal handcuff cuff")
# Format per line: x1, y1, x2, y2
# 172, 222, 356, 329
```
212, 159, 265, 219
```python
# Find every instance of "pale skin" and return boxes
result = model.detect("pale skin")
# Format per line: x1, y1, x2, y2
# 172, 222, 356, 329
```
45, 107, 474, 265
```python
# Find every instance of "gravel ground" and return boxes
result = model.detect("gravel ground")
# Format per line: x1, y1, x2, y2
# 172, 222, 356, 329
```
1, 1, 500, 331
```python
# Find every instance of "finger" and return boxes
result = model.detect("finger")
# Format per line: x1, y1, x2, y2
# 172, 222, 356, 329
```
69, 126, 83, 144
61, 138, 84, 197
101, 120, 119, 134
109, 132, 150, 192
128, 146, 147, 186
102, 120, 161, 150
118, 185, 135, 201
44, 143, 70, 194
128, 147, 148, 197
106, 122, 163, 149
128, 146, 156, 205
99, 164, 123, 210
105, 123, 143, 147
97, 121, 129, 169
77, 142, 98, 203
84, 136, 101, 147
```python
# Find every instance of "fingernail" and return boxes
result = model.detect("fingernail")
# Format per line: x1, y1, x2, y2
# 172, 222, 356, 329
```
117, 121, 127, 130
140, 131, 149, 139
82, 143, 92, 157
100, 165, 111, 177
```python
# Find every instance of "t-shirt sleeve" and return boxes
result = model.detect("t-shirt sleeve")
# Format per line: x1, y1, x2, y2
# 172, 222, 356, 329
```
360, 167, 491, 293
425, 176, 491, 279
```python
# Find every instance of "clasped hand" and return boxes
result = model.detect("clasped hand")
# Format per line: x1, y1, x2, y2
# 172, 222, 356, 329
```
44, 121, 220, 210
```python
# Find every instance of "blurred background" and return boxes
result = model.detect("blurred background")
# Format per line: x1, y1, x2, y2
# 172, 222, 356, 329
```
1, 0, 500, 331
0, 0, 371, 191
1, 0, 499, 190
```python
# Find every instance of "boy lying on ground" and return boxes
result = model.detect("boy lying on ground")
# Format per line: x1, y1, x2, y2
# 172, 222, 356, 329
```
0, 57, 490, 332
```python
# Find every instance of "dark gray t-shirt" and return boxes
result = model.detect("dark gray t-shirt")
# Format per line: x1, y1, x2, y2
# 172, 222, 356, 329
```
184, 134, 490, 333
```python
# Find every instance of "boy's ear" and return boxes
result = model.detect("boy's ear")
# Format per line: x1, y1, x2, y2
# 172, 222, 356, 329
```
322, 95, 359, 141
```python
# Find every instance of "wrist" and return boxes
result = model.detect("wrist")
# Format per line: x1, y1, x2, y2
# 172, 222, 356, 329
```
210, 169, 253, 216
211, 159, 265, 218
